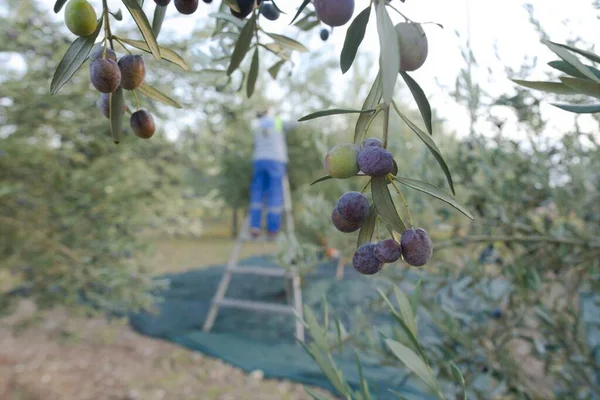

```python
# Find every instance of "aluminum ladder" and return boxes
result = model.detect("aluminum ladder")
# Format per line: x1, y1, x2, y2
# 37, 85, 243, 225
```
202, 175, 305, 342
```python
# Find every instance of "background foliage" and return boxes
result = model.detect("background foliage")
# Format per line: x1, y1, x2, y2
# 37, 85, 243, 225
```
1, 1, 599, 400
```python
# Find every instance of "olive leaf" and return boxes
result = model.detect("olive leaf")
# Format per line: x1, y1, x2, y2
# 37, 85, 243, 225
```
137, 83, 182, 108
209, 12, 246, 29
110, 9, 123, 21
227, 13, 256, 75
559, 76, 600, 98
109, 88, 125, 144
310, 175, 333, 186
294, 13, 320, 31
53, 0, 68, 13
152, 5, 167, 38
400, 72, 433, 135
268, 60, 286, 79
222, 0, 241, 13
543, 39, 600, 83
354, 72, 383, 143
385, 339, 441, 396
290, 0, 312, 25
375, 1, 400, 105
548, 60, 600, 80
511, 79, 579, 95
395, 109, 456, 195
551, 103, 600, 113
299, 108, 377, 122
449, 362, 467, 400
265, 33, 309, 53
371, 177, 406, 233
121, 0, 161, 60
393, 176, 473, 219
247, 48, 260, 98
340, 6, 371, 74
116, 37, 190, 71
50, 18, 103, 95
357, 204, 377, 247
548, 41, 600, 64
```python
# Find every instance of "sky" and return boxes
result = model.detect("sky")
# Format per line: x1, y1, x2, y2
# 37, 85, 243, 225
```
6, 0, 600, 143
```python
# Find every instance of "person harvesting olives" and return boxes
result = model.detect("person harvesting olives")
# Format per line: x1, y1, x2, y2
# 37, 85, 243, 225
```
248, 107, 298, 239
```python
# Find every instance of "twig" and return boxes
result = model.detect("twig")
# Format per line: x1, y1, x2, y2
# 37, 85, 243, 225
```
435, 235, 600, 250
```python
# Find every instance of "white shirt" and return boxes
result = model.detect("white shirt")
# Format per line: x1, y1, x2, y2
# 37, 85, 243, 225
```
251, 114, 297, 163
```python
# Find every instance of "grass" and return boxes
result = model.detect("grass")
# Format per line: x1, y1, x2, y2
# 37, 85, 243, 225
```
141, 222, 279, 274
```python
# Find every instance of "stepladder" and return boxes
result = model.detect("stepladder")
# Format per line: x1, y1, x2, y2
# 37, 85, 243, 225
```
202, 174, 305, 343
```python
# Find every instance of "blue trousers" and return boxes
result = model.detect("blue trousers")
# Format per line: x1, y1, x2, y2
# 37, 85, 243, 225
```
249, 160, 286, 233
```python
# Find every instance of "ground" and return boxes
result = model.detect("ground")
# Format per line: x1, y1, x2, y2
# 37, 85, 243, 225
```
0, 226, 331, 400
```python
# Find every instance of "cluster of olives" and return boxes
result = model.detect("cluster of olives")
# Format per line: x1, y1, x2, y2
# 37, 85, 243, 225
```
311, 0, 429, 71
153, 0, 213, 16
325, 137, 394, 179
89, 47, 155, 139
324, 138, 433, 274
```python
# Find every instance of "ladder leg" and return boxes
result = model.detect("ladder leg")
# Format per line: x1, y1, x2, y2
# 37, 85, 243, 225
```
282, 175, 294, 235
203, 218, 248, 332
292, 269, 305, 343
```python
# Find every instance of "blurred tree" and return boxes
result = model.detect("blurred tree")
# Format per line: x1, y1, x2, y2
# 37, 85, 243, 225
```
0, 0, 191, 314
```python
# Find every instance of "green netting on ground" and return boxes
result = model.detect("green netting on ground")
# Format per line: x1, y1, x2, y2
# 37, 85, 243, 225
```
127, 255, 599, 399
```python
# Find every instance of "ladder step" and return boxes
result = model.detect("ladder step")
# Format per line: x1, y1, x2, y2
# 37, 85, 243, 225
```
215, 298, 294, 314
229, 266, 288, 277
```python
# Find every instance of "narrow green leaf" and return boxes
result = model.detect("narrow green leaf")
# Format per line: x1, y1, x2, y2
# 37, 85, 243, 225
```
409, 279, 422, 315
209, 12, 245, 28
391, 159, 398, 177
334, 318, 344, 354
227, 14, 256, 75
247, 48, 260, 98
266, 32, 309, 52
295, 14, 321, 31
357, 204, 377, 247
543, 39, 600, 83
310, 175, 333, 186
152, 5, 167, 38
110, 9, 123, 21
301, 342, 348, 396
121, 0, 161, 60
511, 79, 579, 95
549, 41, 600, 64
547, 60, 600, 80
304, 387, 334, 400
290, 0, 312, 25
137, 83, 182, 108
393, 176, 473, 219
400, 72, 433, 135
449, 362, 467, 400
559, 76, 600, 98
551, 103, 600, 113
388, 390, 411, 400
109, 88, 125, 144
371, 177, 406, 233
354, 352, 372, 400
341, 6, 371, 74
223, 0, 241, 12
375, 2, 400, 104
268, 60, 286, 79
54, 0, 68, 13
299, 108, 376, 122
392, 286, 417, 338
303, 306, 329, 350
354, 72, 383, 143
116, 37, 190, 71
50, 19, 103, 95
385, 339, 440, 394
270, 0, 286, 15
396, 110, 455, 195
